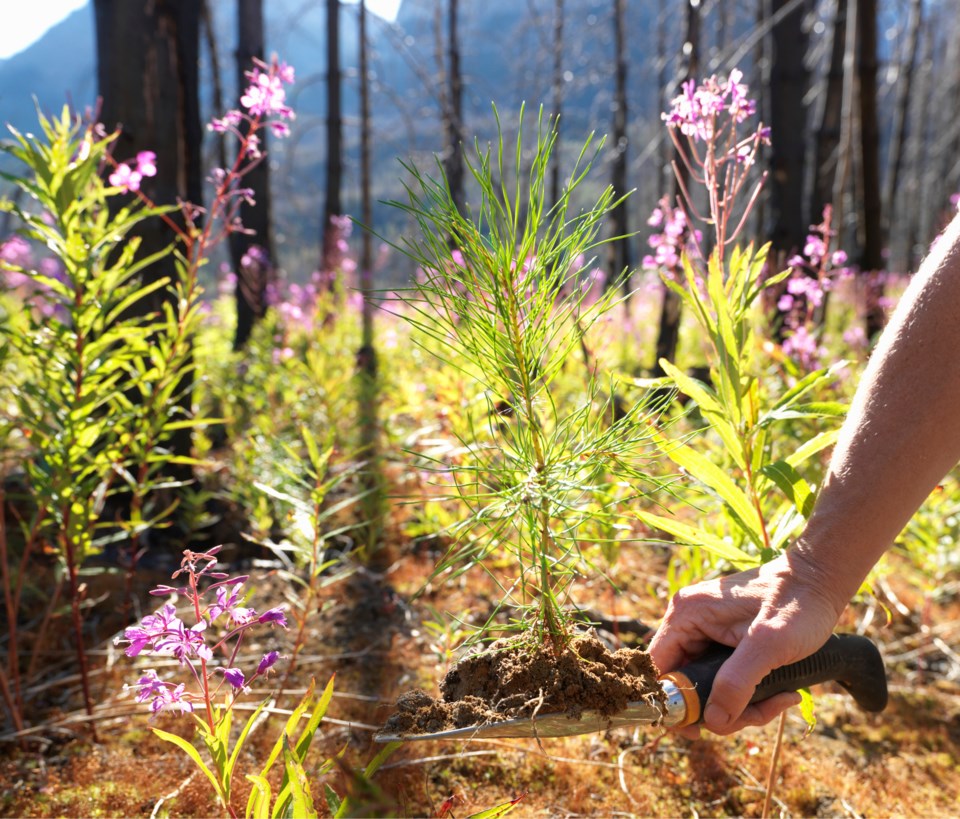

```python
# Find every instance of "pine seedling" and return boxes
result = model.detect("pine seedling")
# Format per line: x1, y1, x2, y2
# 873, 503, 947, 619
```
387, 107, 669, 654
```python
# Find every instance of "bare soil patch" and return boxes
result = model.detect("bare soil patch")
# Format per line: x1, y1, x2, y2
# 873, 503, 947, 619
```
382, 632, 664, 736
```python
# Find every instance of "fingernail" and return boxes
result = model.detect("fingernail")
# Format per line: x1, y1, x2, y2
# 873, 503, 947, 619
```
704, 702, 731, 729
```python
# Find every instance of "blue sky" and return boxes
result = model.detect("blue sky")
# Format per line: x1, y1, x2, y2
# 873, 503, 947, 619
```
0, 0, 402, 60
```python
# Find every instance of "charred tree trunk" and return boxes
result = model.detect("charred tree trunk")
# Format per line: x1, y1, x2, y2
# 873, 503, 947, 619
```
768, 0, 810, 257
549, 0, 565, 209
882, 0, 922, 252
94, 0, 201, 463
321, 0, 344, 276
810, 0, 846, 229
231, 0, 274, 350
857, 0, 884, 338
608, 0, 631, 291
651, 0, 699, 375
905, 16, 934, 269
356, 0, 383, 557
442, 0, 465, 215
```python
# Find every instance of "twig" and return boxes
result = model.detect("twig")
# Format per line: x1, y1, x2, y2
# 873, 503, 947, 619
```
150, 770, 198, 819
761, 711, 787, 819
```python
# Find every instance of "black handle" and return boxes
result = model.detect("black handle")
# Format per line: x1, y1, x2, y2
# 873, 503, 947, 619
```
674, 633, 888, 722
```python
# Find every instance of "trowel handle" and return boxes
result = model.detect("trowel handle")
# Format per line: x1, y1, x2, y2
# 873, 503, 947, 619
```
662, 633, 888, 727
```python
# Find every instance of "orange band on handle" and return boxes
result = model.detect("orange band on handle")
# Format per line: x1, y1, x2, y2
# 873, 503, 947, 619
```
660, 671, 700, 727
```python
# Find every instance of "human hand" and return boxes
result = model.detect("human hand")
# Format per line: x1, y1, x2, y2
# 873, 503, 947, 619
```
648, 549, 846, 737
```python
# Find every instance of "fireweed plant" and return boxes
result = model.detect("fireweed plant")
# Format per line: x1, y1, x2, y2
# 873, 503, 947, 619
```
117, 546, 388, 819
0, 56, 295, 734
387, 107, 670, 655
634, 70, 848, 591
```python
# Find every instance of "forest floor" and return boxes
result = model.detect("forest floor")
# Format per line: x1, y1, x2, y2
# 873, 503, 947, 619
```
2, 530, 959, 819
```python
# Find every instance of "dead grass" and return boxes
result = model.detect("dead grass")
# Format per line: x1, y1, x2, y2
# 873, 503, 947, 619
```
2, 540, 958, 818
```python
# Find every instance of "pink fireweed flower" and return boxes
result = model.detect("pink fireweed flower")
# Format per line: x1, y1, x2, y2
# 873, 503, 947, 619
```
108, 151, 158, 193
136, 151, 157, 177
221, 667, 246, 689
109, 163, 142, 193
258, 651, 281, 675
129, 670, 195, 717
241, 63, 294, 120
208, 580, 258, 627
257, 607, 288, 627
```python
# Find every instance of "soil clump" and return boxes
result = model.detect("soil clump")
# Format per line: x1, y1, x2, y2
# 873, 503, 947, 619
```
381, 631, 664, 736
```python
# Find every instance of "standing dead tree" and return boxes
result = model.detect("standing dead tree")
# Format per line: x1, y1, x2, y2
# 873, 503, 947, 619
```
321, 0, 344, 278
607, 0, 632, 291
651, 0, 699, 375
231, 0, 275, 350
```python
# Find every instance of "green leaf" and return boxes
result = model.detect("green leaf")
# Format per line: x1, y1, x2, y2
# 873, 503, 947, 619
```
151, 727, 225, 803
653, 434, 763, 541
324, 784, 343, 815
227, 700, 268, 785
798, 688, 817, 733
467, 793, 528, 819
245, 774, 272, 819
786, 428, 841, 468
258, 679, 315, 780
760, 461, 815, 518
281, 734, 318, 819
657, 358, 747, 470
636, 510, 758, 567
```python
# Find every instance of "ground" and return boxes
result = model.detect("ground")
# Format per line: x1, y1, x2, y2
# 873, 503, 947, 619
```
2, 538, 959, 818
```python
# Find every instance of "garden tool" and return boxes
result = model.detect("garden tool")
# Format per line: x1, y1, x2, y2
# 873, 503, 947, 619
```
375, 633, 887, 741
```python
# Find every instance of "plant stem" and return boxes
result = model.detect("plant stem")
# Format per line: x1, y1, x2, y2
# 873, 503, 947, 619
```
189, 573, 218, 734
762, 710, 787, 819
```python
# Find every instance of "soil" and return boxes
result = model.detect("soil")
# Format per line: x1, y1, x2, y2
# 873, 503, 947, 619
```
2, 517, 960, 817
381, 633, 665, 737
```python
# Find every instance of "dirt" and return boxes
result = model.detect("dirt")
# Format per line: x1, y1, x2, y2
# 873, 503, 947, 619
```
381, 632, 665, 737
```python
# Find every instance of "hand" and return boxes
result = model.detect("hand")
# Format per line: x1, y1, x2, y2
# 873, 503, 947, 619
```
648, 549, 846, 737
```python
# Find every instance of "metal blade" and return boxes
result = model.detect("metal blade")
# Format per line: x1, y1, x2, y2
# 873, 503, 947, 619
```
375, 694, 675, 742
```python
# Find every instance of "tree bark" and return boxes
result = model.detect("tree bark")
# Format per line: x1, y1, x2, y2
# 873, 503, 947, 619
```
857, 0, 885, 338
767, 0, 810, 257
94, 0, 201, 464
442, 0, 465, 215
232, 0, 274, 350
607, 0, 632, 292
651, 0, 699, 375
809, 0, 846, 229
356, 0, 383, 558
321, 0, 344, 275
882, 0, 922, 250
549, 0, 564, 209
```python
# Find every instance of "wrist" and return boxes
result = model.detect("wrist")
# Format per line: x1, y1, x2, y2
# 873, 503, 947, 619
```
786, 536, 864, 619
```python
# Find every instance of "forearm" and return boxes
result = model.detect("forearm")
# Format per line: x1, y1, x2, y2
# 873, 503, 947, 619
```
796, 212, 960, 607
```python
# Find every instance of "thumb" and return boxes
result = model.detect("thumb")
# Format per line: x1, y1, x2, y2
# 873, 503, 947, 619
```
701, 635, 779, 733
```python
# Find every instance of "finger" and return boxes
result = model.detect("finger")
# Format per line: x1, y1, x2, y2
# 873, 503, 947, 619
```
701, 634, 781, 733
709, 692, 801, 735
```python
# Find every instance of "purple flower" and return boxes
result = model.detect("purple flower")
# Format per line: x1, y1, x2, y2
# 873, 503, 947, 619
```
257, 651, 280, 675
209, 581, 258, 627
257, 608, 288, 628
109, 163, 142, 193
130, 670, 194, 716
221, 667, 246, 689
118, 602, 180, 657
136, 151, 157, 178
241, 70, 293, 119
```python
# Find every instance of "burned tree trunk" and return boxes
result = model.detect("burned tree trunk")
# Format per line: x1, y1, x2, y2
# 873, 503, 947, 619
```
232, 0, 274, 350
857, 0, 885, 339
651, 0, 699, 375
607, 0, 632, 292
321, 0, 344, 277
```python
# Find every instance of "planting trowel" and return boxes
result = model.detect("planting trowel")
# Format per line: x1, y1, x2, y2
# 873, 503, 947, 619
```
375, 633, 887, 741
